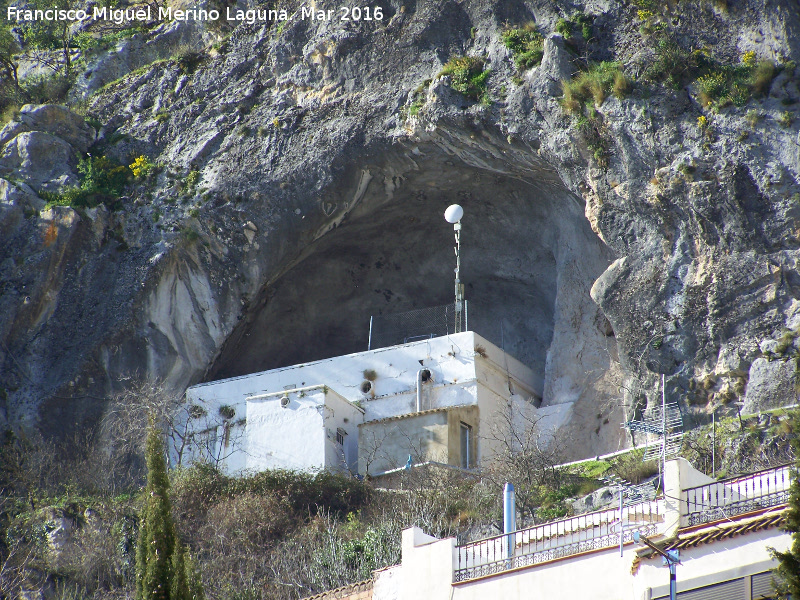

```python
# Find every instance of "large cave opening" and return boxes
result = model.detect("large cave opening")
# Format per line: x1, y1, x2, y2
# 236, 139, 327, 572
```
208, 133, 622, 453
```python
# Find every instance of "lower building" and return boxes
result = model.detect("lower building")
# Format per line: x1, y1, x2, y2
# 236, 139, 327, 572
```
302, 458, 792, 600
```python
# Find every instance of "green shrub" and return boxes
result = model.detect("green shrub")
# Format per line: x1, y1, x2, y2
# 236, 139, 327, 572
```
438, 56, 490, 101
695, 71, 728, 104
575, 113, 611, 168
129, 155, 155, 179
692, 55, 775, 108
84, 116, 102, 130
611, 449, 659, 484
42, 155, 129, 210
501, 24, 544, 70
555, 18, 572, 37
21, 72, 72, 105
573, 12, 593, 41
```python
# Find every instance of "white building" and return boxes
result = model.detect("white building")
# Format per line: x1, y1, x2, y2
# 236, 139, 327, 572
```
181, 331, 562, 475
303, 458, 792, 600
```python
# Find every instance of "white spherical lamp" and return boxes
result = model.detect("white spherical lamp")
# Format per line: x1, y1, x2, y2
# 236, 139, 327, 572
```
444, 204, 464, 224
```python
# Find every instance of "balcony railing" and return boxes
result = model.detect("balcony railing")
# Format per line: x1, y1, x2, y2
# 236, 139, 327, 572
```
454, 499, 663, 582
683, 463, 792, 527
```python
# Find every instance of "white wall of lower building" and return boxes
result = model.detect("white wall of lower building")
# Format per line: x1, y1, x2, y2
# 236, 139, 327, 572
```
226, 386, 365, 474
378, 523, 790, 600
637, 527, 788, 599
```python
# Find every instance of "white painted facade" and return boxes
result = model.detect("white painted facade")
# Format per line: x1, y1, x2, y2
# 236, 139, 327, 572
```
182, 332, 563, 474
356, 459, 792, 600
245, 386, 363, 473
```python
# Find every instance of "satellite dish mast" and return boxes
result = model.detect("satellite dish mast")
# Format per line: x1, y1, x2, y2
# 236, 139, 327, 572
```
444, 204, 465, 333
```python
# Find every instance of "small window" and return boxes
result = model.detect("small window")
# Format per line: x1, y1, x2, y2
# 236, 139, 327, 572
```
460, 423, 471, 468
336, 428, 347, 446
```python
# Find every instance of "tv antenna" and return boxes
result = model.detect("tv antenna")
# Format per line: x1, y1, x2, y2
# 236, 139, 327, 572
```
602, 473, 658, 556
624, 374, 683, 485
444, 204, 465, 333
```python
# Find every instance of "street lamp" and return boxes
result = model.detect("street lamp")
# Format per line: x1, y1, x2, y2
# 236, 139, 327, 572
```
633, 531, 680, 600
444, 204, 465, 333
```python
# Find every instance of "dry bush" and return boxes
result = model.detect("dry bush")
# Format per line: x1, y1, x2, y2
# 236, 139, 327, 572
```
195, 494, 295, 600
367, 468, 493, 541
0, 536, 43, 600
610, 448, 658, 484
59, 509, 136, 593
202, 492, 293, 554
483, 410, 569, 522
264, 512, 400, 600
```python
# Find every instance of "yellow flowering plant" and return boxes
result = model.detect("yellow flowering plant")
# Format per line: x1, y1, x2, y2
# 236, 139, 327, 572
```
129, 155, 154, 178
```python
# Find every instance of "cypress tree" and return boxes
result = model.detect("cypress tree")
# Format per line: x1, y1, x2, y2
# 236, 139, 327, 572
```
185, 548, 206, 600
170, 542, 189, 600
136, 423, 177, 600
772, 413, 800, 599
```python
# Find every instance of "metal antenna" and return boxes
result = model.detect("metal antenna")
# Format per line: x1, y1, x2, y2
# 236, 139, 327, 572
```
624, 374, 683, 484
601, 472, 658, 557
444, 204, 465, 333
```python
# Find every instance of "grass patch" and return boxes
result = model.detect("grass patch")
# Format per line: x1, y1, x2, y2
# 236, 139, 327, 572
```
74, 26, 145, 53
643, 35, 706, 88
561, 61, 630, 113
401, 80, 430, 120
439, 56, 490, 102
501, 23, 544, 70
173, 47, 206, 75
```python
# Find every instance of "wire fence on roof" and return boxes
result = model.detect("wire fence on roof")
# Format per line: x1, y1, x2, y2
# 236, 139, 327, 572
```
368, 301, 468, 350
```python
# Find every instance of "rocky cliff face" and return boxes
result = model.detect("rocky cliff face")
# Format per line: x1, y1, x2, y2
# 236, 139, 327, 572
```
1, 0, 799, 458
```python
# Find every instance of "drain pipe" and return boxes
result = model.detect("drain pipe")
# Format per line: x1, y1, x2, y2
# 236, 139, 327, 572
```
415, 369, 431, 413
504, 483, 516, 559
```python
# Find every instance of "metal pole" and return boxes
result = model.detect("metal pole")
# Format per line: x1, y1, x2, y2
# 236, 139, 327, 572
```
669, 561, 677, 600
454, 222, 463, 333
634, 533, 680, 599
368, 316, 373, 350
661, 374, 666, 487
619, 489, 624, 557
712, 410, 716, 478
504, 483, 516, 561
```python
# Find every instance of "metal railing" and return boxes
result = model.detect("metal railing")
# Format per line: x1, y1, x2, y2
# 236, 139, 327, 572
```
368, 302, 468, 350
454, 499, 663, 582
683, 463, 792, 527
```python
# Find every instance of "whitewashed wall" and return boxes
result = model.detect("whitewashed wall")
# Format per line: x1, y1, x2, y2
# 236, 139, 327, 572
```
246, 389, 327, 472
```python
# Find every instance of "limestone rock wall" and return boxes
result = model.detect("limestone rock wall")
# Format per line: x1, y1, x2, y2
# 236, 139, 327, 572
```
1, 0, 799, 457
